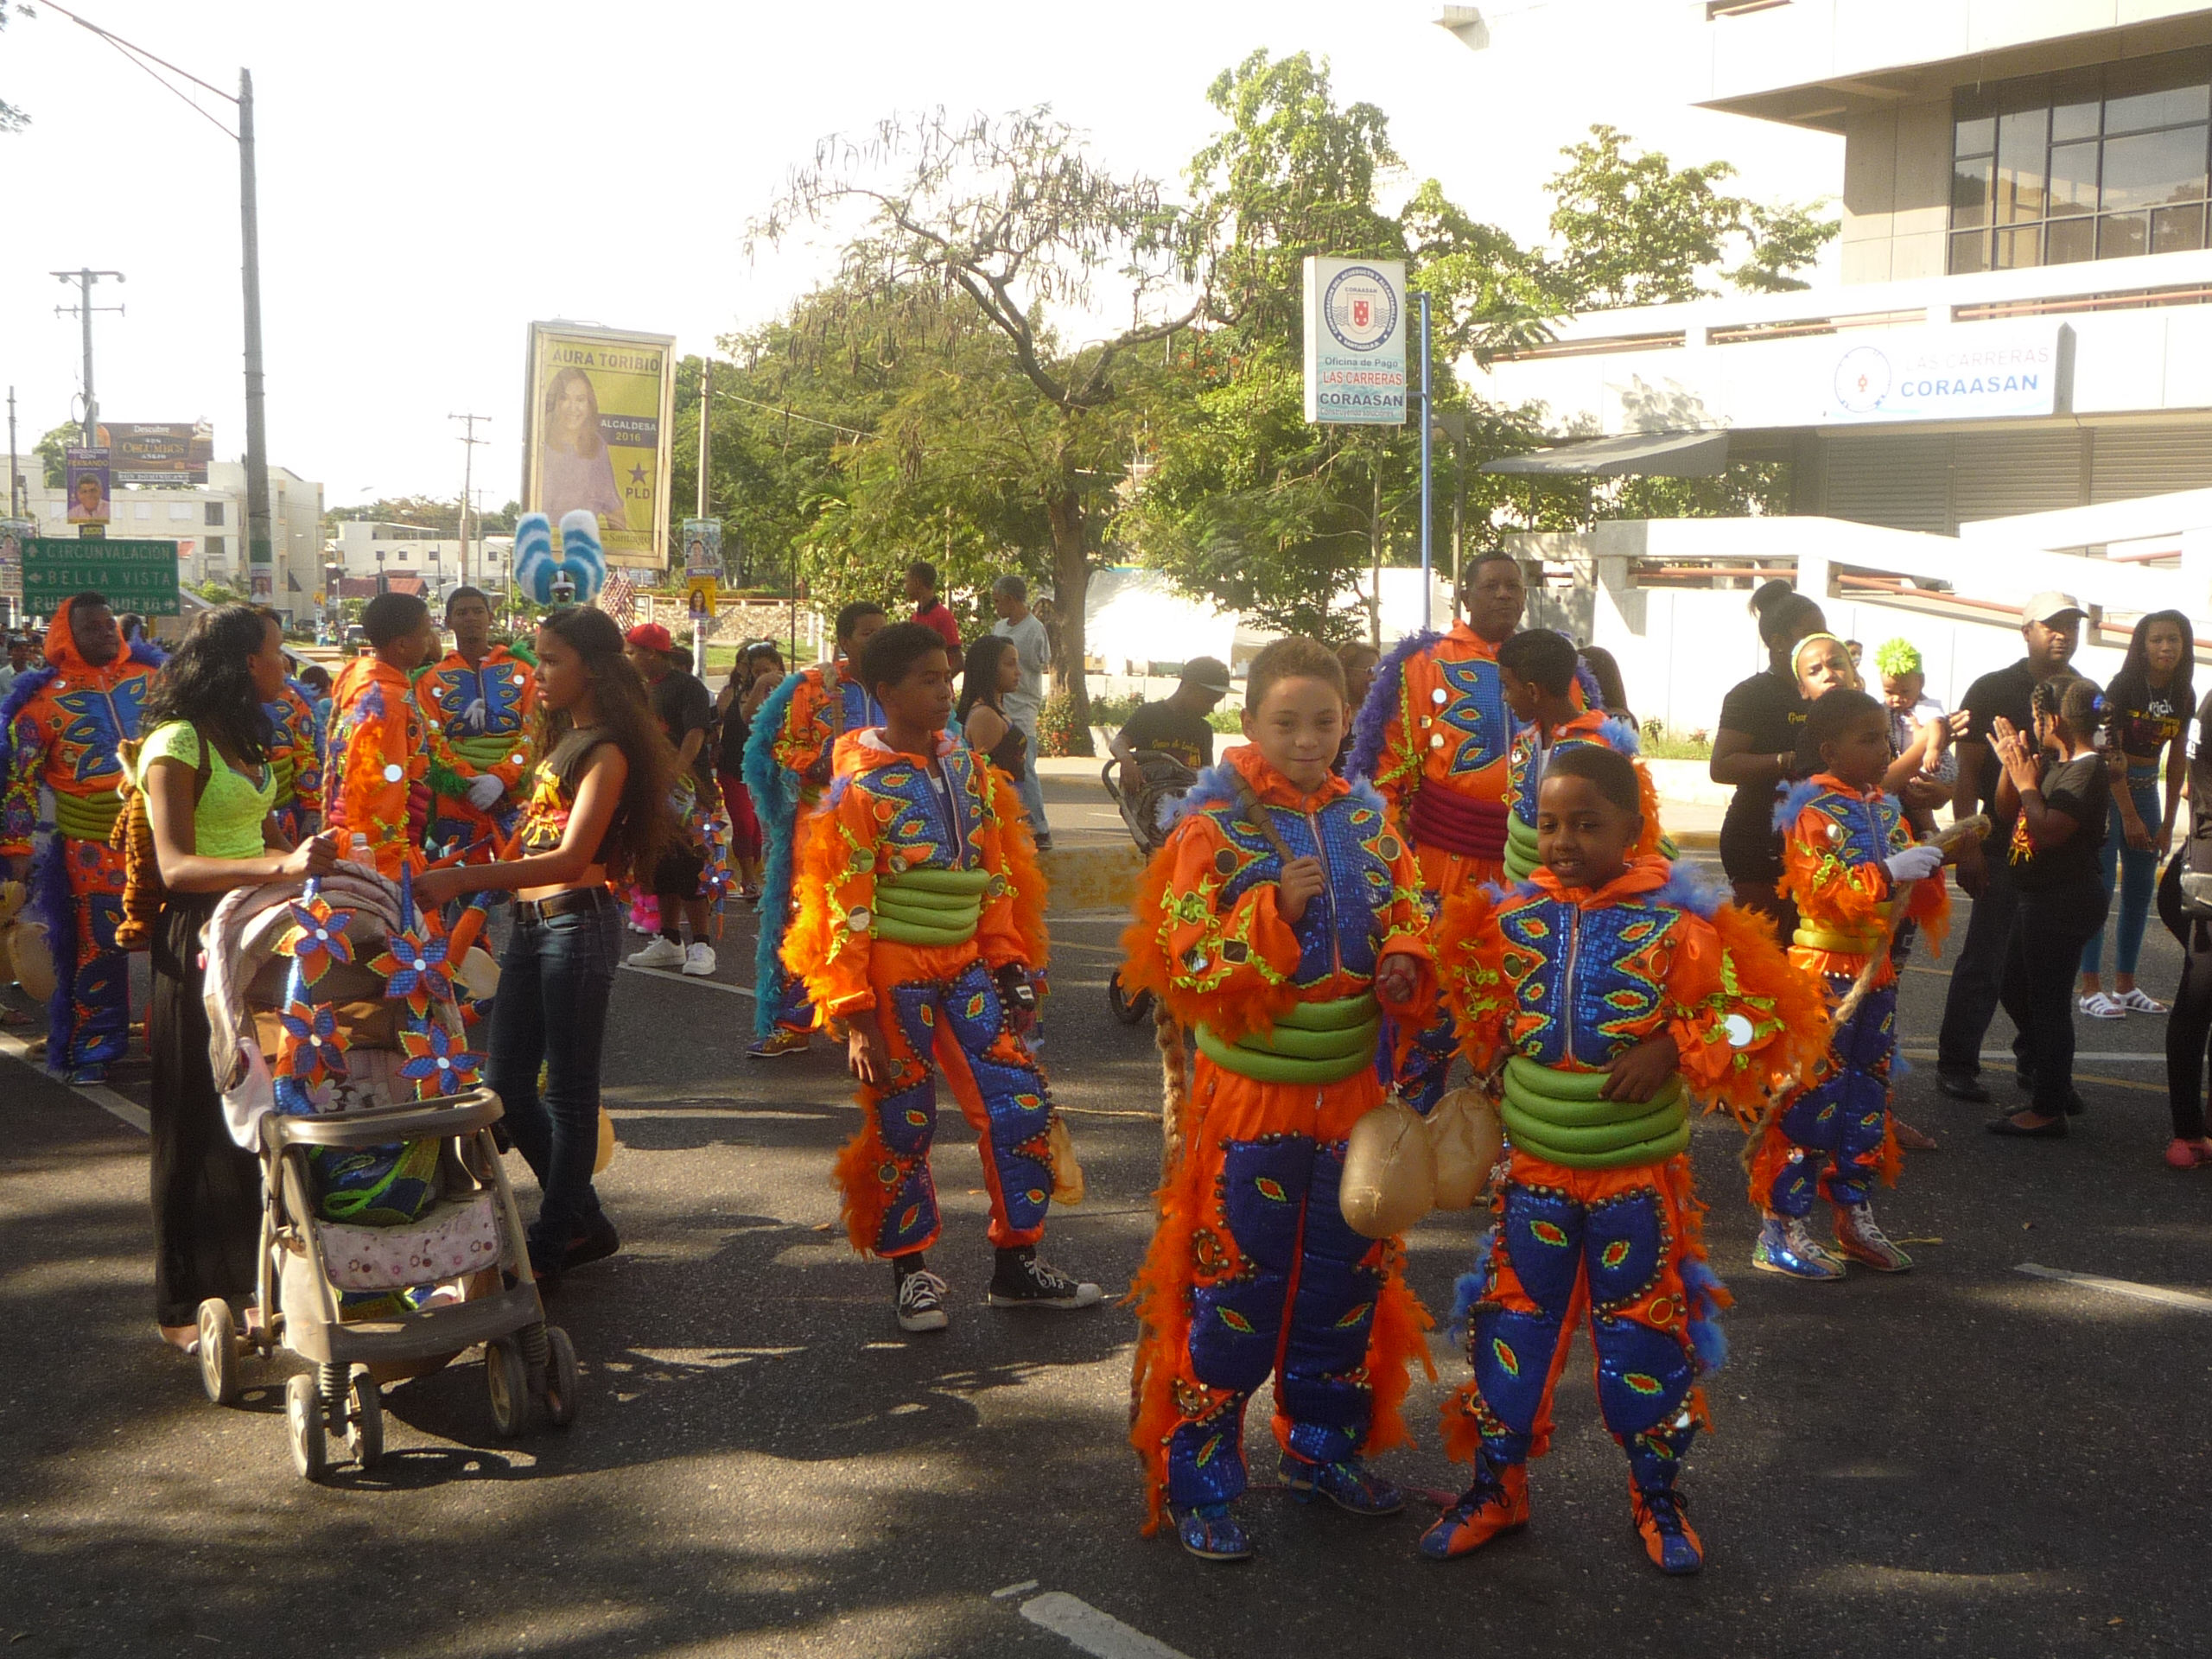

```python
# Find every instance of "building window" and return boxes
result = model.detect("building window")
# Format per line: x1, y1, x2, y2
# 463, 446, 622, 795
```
205, 501, 225, 526
207, 536, 226, 558
1952, 48, 2212, 273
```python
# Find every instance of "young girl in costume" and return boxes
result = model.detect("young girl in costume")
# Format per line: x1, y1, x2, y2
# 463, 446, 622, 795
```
1426, 745, 1827, 1575
1124, 637, 1437, 1563
414, 607, 676, 1287
1750, 689, 1949, 1279
782, 622, 1097, 1335
1496, 628, 1662, 884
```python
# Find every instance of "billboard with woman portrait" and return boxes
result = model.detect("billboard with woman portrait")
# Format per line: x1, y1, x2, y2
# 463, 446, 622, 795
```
521, 321, 676, 569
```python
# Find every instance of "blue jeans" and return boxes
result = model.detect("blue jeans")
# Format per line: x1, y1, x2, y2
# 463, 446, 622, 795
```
486, 887, 622, 1268
1009, 715, 1050, 842
2082, 777, 2164, 979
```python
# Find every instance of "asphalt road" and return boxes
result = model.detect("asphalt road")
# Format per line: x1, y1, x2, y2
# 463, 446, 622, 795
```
3, 876, 2210, 1659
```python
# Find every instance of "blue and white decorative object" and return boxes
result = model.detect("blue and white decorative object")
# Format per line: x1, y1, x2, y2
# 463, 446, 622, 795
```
512, 510, 607, 607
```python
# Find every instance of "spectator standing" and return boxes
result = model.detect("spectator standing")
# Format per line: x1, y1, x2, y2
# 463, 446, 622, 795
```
137, 605, 339, 1350
905, 561, 964, 676
715, 642, 783, 903
1936, 594, 2085, 1103
1708, 581, 1828, 939
1108, 658, 1231, 775
1986, 677, 2112, 1138
957, 634, 1029, 783
991, 575, 1053, 850
2160, 680, 2212, 1167
0, 635, 27, 697
624, 622, 720, 976
2081, 610, 2192, 1017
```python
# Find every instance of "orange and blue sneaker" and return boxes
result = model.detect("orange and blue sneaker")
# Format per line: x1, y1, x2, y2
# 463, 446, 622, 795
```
1631, 1482, 1703, 1575
1279, 1452, 1405, 1516
1417, 1459, 1529, 1560
1171, 1501, 1252, 1562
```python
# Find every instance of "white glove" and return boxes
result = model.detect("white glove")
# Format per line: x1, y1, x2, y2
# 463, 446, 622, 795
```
459, 697, 488, 734
466, 773, 506, 811
1883, 844, 1943, 884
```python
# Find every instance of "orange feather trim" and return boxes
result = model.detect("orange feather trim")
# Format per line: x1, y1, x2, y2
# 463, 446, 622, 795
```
1432, 884, 1509, 1073
1116, 845, 1176, 1011
1634, 760, 1665, 859
1692, 901, 1835, 1131
1358, 1247, 1437, 1460
832, 1109, 895, 1257
1124, 1083, 1207, 1535
1439, 1379, 1486, 1466
983, 762, 1050, 969
782, 802, 868, 1021
1116, 837, 1299, 1045
1875, 1112, 1903, 1190
1906, 868, 1952, 960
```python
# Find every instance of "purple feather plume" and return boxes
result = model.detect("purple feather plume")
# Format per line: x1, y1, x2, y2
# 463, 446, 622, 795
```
1345, 629, 1440, 785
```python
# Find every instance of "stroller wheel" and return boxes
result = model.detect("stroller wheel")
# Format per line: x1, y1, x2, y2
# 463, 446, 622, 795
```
347, 1365, 384, 1469
485, 1336, 531, 1437
196, 1299, 239, 1407
284, 1372, 327, 1481
1108, 970, 1154, 1027
543, 1326, 581, 1429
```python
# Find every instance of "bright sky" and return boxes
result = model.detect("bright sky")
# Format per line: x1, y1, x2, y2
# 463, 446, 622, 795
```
0, 0, 1839, 511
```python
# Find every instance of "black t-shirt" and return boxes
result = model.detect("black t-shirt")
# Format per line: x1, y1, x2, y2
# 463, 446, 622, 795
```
1960, 658, 2041, 845
1119, 699, 1216, 772
2010, 751, 2109, 892
2108, 676, 2188, 763
652, 668, 717, 788
1715, 669, 1805, 882
715, 701, 749, 777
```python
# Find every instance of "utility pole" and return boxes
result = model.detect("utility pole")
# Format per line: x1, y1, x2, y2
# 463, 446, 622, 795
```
696, 358, 711, 520
51, 268, 125, 447
238, 69, 272, 601
7, 386, 18, 519
450, 412, 490, 588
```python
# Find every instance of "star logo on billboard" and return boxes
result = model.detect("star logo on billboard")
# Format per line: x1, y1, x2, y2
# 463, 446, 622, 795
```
628, 462, 648, 486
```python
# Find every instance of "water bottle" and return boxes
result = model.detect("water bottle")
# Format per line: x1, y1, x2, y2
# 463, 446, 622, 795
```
349, 831, 372, 870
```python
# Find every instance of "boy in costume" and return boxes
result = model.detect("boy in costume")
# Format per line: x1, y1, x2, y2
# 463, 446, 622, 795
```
264, 673, 326, 847
416, 586, 538, 863
742, 601, 888, 1058
1751, 687, 1948, 1279
1426, 746, 1827, 1574
0, 595, 160, 1079
783, 621, 1099, 1334
1496, 629, 1661, 884
1346, 550, 1531, 1109
324, 592, 438, 879
1123, 637, 1437, 1563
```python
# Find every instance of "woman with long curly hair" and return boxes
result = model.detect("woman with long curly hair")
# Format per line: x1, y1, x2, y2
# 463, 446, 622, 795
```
416, 606, 677, 1287
138, 605, 340, 1351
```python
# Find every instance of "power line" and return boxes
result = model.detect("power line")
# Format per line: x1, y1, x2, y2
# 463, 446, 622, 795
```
710, 389, 872, 441
38, 2, 238, 105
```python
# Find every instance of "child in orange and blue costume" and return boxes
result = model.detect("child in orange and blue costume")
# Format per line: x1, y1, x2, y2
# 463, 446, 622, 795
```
1124, 638, 1439, 1563
1496, 628, 1663, 886
783, 622, 1100, 1337
1749, 688, 1949, 1281
324, 593, 438, 880
1424, 745, 1827, 1575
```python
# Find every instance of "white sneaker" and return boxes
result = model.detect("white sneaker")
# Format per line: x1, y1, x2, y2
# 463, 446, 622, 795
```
628, 938, 684, 969
682, 942, 717, 976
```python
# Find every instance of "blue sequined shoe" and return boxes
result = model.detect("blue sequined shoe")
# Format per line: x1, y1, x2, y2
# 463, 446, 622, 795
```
1752, 1214, 1845, 1281
1631, 1482, 1704, 1575
1171, 1501, 1253, 1561
1280, 1452, 1406, 1516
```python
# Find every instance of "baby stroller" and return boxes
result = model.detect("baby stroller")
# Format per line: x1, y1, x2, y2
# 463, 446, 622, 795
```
191, 868, 579, 1480
1100, 750, 1198, 1025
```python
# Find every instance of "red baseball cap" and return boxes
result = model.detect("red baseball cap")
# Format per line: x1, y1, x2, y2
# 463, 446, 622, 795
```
625, 622, 673, 652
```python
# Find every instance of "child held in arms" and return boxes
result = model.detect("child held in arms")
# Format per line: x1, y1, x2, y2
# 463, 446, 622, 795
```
783, 623, 1099, 1336
1123, 636, 1437, 1562
1426, 745, 1827, 1575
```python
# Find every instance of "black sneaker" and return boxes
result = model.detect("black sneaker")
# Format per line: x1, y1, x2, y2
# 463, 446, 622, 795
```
986, 1248, 1103, 1310
896, 1268, 950, 1333
563, 1213, 620, 1274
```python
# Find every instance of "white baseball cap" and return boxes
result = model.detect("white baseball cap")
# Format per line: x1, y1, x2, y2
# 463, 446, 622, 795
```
2021, 591, 2087, 626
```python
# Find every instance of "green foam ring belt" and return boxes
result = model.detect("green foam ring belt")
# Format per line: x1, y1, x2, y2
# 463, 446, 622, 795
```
1194, 992, 1382, 1085
52, 789, 124, 844
870, 863, 990, 946
1499, 1056, 1688, 1169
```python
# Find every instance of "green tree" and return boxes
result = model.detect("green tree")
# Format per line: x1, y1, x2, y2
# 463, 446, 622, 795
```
323, 495, 463, 537
1544, 124, 1835, 309
34, 421, 73, 489
1, 3, 34, 135
751, 108, 1202, 747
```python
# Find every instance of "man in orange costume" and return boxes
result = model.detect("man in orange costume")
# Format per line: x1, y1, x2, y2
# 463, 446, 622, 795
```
323, 591, 436, 878
0, 594, 161, 1079
1344, 549, 1529, 1109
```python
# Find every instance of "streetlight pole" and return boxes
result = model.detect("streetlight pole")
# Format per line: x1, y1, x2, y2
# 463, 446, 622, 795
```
238, 69, 273, 601
450, 412, 489, 588
1418, 289, 1433, 633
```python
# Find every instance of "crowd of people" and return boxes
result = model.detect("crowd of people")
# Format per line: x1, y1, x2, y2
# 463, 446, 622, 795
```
7, 543, 2208, 1579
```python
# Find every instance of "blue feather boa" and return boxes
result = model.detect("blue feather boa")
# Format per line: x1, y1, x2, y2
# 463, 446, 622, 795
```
1681, 1257, 1730, 1374
1345, 629, 1440, 785
1770, 777, 1827, 836
1649, 860, 1726, 918
30, 830, 76, 1072
1165, 760, 1387, 834
741, 673, 807, 1043
0, 665, 59, 772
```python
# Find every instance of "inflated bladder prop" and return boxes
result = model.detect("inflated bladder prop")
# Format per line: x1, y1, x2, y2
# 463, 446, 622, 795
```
1427, 1086, 1503, 1211
1339, 1092, 1436, 1239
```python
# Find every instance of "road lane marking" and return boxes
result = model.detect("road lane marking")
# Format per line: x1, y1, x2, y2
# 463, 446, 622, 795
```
1899, 1048, 2164, 1064
620, 963, 755, 998
992, 1580, 1040, 1601
2016, 1263, 2212, 1313
1019, 1592, 1194, 1659
0, 1032, 150, 1134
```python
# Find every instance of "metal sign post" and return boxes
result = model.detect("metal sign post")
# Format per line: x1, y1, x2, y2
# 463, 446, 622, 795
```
1419, 289, 1433, 634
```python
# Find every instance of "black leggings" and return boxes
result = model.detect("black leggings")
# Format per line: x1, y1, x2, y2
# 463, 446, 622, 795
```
2166, 920, 2212, 1140
1999, 880, 2110, 1118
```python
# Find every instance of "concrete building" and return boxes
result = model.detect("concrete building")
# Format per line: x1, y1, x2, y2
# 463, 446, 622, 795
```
1461, 0, 2212, 721
13, 460, 324, 620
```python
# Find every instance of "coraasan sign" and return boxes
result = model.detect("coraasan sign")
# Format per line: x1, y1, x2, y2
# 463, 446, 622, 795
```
1823, 321, 2062, 424
1303, 256, 1408, 425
